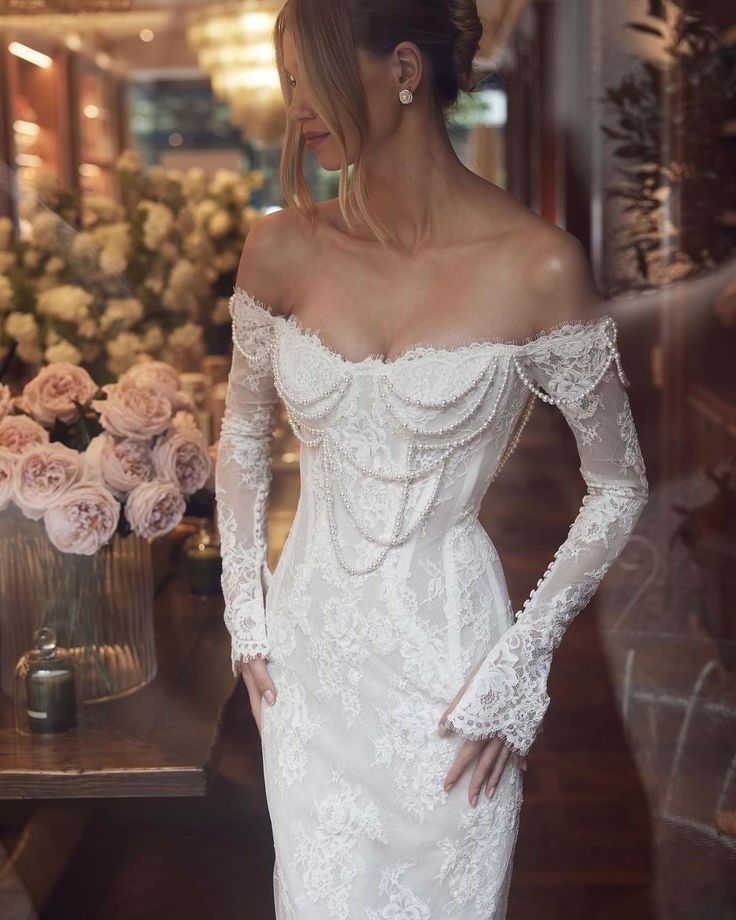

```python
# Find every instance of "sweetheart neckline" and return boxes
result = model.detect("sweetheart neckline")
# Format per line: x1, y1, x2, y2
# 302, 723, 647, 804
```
231, 285, 616, 369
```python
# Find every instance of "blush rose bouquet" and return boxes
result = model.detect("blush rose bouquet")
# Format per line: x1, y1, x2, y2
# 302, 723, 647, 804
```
1, 359, 213, 555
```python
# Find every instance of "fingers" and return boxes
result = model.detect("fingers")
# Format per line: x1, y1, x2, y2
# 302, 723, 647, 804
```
247, 657, 277, 706
482, 745, 512, 799
469, 740, 509, 806
443, 738, 486, 793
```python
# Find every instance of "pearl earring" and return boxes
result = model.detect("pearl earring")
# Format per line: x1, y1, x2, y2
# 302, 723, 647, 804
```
399, 88, 413, 105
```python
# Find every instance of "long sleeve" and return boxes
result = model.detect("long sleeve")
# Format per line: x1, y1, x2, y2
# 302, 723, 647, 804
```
442, 316, 649, 756
215, 293, 279, 677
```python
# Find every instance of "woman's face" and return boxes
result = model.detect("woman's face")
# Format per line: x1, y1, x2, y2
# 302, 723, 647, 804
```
281, 27, 418, 170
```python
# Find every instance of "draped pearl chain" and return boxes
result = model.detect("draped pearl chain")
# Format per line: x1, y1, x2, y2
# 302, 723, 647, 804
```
230, 296, 627, 577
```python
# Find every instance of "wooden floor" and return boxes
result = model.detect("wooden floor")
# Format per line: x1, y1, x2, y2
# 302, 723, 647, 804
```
9, 403, 660, 919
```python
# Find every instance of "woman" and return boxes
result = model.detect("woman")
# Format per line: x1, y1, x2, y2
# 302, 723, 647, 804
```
215, 0, 649, 916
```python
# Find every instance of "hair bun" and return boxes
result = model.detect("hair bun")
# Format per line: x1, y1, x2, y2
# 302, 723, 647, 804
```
447, 0, 483, 92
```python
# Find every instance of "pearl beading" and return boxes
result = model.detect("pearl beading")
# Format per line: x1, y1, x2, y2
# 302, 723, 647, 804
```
511, 316, 627, 405
229, 293, 626, 578
377, 358, 498, 438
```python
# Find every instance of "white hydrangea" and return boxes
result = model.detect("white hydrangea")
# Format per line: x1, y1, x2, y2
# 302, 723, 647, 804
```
167, 322, 205, 355
100, 298, 144, 333
5, 311, 39, 343
37, 285, 93, 324
105, 332, 144, 376
116, 148, 144, 173
30, 211, 62, 251
45, 339, 82, 365
140, 201, 174, 251
141, 326, 165, 353
78, 318, 99, 339
83, 196, 122, 225
209, 169, 239, 196
193, 199, 217, 229
208, 210, 232, 238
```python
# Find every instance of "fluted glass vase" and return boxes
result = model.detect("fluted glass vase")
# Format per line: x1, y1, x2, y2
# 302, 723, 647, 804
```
0, 506, 157, 703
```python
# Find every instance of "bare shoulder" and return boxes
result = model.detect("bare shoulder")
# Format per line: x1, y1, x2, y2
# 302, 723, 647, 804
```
517, 218, 603, 333
236, 207, 313, 316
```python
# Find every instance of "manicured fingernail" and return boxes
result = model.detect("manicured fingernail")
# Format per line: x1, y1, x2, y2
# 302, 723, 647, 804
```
444, 781, 454, 792
438, 722, 447, 737
264, 690, 276, 705
471, 792, 479, 807
486, 784, 496, 797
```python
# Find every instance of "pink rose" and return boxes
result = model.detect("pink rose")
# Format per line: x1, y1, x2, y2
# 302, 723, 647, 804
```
85, 432, 153, 496
21, 363, 98, 425
152, 432, 212, 496
92, 382, 172, 440
44, 482, 120, 555
13, 442, 88, 520
125, 479, 186, 539
119, 361, 194, 412
0, 384, 11, 421
0, 415, 50, 454
0, 448, 15, 511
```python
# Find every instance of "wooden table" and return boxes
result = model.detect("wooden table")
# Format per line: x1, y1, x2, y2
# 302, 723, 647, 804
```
0, 449, 301, 914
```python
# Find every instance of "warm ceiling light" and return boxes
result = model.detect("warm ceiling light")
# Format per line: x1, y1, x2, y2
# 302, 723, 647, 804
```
95, 52, 111, 69
65, 34, 82, 52
8, 42, 52, 68
139, 28, 155, 43
79, 163, 101, 177
187, 1, 285, 148
83, 104, 100, 119
13, 119, 40, 137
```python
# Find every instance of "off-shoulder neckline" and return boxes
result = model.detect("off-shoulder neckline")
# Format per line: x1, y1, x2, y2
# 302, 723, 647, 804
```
231, 285, 617, 369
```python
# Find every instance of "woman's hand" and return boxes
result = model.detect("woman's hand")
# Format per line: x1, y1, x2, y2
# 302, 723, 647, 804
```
438, 660, 528, 806
239, 657, 277, 736
441, 735, 527, 807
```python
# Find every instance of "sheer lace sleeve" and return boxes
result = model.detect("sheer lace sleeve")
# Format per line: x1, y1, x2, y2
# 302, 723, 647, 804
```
215, 291, 279, 677
442, 316, 649, 755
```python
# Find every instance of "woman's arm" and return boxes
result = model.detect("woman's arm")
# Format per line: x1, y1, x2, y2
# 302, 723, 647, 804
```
439, 314, 649, 756
215, 298, 280, 677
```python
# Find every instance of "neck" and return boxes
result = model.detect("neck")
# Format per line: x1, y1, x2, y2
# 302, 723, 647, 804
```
360, 113, 474, 252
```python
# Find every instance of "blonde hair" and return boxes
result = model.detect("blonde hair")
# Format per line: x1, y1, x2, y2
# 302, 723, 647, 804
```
273, 0, 483, 245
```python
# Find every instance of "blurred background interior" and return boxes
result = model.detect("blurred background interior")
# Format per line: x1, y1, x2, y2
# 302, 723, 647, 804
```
0, 1, 735, 918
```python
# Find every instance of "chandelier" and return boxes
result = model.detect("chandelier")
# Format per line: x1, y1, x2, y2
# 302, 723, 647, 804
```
187, 0, 287, 149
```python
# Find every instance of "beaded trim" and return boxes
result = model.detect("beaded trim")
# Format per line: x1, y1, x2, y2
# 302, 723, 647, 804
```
228, 288, 629, 576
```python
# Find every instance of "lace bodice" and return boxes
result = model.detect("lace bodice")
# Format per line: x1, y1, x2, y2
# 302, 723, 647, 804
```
215, 286, 648, 757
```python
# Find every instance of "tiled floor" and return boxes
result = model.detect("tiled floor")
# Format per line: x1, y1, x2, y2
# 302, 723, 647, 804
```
36, 404, 661, 919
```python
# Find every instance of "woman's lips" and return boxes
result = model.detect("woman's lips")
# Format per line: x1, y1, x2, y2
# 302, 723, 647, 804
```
305, 132, 329, 148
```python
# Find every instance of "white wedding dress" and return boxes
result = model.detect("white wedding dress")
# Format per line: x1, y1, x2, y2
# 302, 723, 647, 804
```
215, 286, 649, 920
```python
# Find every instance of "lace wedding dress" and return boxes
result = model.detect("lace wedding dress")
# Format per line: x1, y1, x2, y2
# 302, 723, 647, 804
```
215, 286, 649, 919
